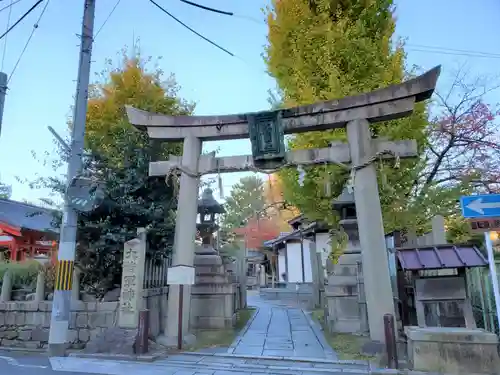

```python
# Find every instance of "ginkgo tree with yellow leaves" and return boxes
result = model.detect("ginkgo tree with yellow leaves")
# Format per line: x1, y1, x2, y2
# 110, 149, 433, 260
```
264, 0, 432, 235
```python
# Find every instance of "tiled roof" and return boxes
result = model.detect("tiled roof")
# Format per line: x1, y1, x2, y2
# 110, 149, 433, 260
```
0, 199, 59, 233
396, 244, 488, 270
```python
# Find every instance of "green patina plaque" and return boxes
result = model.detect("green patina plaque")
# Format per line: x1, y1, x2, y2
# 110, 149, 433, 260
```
247, 110, 286, 170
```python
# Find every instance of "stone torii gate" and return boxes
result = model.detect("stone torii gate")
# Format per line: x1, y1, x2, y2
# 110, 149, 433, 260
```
126, 66, 441, 345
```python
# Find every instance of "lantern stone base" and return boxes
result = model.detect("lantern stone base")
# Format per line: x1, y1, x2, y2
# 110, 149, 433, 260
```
325, 251, 368, 335
190, 245, 235, 330
405, 326, 500, 374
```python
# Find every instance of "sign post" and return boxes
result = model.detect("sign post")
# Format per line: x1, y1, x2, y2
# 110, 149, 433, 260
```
167, 264, 195, 350
460, 194, 500, 329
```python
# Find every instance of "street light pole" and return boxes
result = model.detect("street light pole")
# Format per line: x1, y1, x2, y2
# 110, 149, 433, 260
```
48, 0, 96, 356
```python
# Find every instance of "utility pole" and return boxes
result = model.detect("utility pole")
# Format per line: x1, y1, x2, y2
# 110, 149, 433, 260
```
0, 72, 7, 138
48, 0, 96, 356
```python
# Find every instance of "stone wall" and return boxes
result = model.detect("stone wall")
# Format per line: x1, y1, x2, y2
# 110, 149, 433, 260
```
0, 300, 118, 349
0, 288, 169, 349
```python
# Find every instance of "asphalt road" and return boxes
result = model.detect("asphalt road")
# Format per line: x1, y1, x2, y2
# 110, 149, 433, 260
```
0, 351, 88, 375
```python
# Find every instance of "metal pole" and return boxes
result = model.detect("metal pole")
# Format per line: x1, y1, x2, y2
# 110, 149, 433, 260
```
484, 232, 500, 330
178, 284, 184, 350
0, 72, 7, 138
48, 0, 96, 357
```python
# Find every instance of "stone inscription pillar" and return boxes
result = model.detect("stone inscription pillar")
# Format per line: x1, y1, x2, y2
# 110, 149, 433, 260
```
118, 228, 146, 329
346, 119, 396, 343
163, 136, 202, 344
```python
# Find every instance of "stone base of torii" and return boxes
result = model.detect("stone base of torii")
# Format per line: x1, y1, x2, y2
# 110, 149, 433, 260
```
125, 66, 441, 345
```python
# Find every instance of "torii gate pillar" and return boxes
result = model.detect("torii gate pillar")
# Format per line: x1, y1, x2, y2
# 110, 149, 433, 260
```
346, 119, 395, 342
160, 136, 201, 346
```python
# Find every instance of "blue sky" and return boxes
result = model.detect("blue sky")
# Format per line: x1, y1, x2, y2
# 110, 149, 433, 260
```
0, 0, 498, 204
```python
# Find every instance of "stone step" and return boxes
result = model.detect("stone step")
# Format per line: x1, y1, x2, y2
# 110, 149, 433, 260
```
156, 353, 372, 374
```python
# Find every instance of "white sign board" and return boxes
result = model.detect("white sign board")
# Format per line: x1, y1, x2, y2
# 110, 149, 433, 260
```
167, 265, 195, 285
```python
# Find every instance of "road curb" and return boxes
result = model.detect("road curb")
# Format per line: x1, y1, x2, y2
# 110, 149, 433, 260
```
302, 309, 338, 360
179, 350, 370, 366
0, 347, 47, 354
67, 352, 164, 362
226, 305, 259, 354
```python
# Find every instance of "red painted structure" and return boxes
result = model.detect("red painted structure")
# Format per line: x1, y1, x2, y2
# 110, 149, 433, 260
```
0, 199, 59, 263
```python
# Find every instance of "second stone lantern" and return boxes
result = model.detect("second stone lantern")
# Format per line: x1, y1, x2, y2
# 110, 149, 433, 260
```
325, 186, 369, 335
191, 188, 236, 329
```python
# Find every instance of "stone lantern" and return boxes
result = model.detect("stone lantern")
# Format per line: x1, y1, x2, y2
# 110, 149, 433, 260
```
197, 188, 225, 247
191, 188, 235, 329
325, 186, 368, 334
331, 187, 359, 249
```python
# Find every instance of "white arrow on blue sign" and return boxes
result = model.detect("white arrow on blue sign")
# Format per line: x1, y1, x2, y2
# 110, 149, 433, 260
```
460, 194, 500, 218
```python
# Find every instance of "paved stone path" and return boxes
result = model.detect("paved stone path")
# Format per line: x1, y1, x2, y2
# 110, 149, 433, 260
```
50, 353, 371, 374
0, 291, 357, 375
228, 292, 337, 360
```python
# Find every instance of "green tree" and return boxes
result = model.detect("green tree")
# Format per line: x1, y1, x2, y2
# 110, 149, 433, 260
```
29, 49, 193, 296
222, 176, 267, 229
265, 0, 431, 234
0, 181, 11, 199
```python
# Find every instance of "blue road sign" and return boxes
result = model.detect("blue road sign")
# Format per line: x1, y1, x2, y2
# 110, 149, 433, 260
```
461, 194, 500, 218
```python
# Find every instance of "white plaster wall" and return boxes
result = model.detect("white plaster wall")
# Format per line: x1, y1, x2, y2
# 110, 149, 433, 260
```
316, 233, 330, 275
286, 242, 303, 282
278, 249, 286, 282
303, 238, 313, 283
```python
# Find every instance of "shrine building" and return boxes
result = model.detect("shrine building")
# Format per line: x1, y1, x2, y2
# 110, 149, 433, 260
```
0, 198, 59, 262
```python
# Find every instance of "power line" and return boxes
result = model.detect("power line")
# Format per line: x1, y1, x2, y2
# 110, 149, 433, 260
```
406, 43, 500, 58
0, 0, 22, 14
94, 0, 121, 39
148, 0, 234, 56
180, 0, 231, 16
406, 47, 500, 59
1, 0, 14, 71
8, 0, 50, 85
0, 0, 43, 41
178, 0, 263, 25
175, 2, 500, 60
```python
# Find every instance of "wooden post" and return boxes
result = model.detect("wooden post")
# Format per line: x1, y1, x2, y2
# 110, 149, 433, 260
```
135, 309, 150, 354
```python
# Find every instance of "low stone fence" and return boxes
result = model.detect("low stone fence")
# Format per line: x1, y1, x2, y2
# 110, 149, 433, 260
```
0, 300, 118, 349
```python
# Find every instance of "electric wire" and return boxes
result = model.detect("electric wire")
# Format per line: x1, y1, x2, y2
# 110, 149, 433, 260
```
0, 0, 21, 14
0, 0, 43, 41
1, 0, 13, 71
180, 0, 231, 16
178, 0, 263, 24
406, 43, 500, 58
406, 47, 500, 59
94, 0, 122, 39
177, 1, 500, 60
8, 0, 49, 85
148, 0, 234, 56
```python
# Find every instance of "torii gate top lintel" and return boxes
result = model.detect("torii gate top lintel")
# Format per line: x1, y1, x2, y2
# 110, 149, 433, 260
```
125, 65, 440, 142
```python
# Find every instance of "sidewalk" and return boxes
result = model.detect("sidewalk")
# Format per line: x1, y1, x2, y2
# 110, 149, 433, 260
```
228, 291, 337, 360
